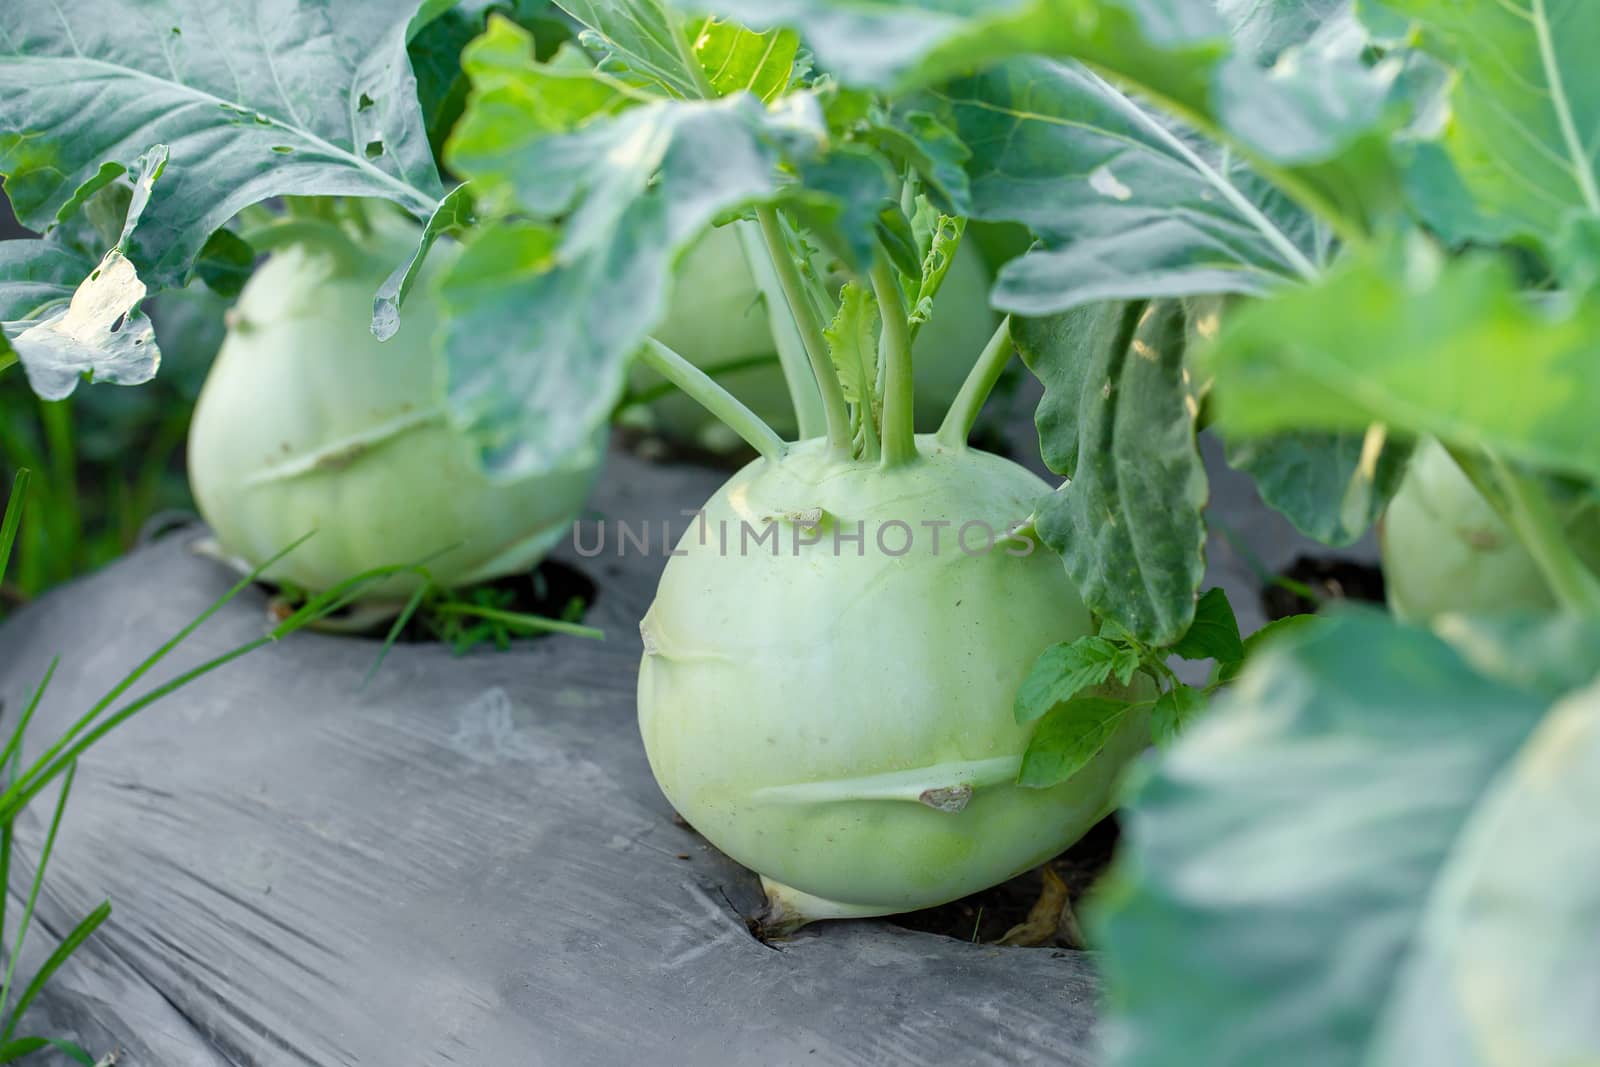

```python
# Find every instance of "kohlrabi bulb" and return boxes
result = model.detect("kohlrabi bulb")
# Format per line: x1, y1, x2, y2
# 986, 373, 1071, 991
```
634, 224, 998, 450
1381, 438, 1600, 620
638, 438, 1147, 929
187, 209, 601, 599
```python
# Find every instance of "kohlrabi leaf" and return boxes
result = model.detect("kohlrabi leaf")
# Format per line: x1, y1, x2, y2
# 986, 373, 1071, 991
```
1226, 429, 1414, 547
441, 17, 829, 473
0, 0, 445, 288
1094, 612, 1596, 1067
3, 251, 159, 399
0, 241, 90, 321
1377, 0, 1600, 254
1218, 0, 1348, 63
687, 17, 800, 102
372, 184, 477, 340
2, 145, 169, 399
1168, 588, 1243, 665
1014, 636, 1123, 725
672, 0, 1228, 114
1019, 696, 1139, 788
1017, 302, 1209, 646
558, 0, 706, 97
410, 0, 574, 166
926, 58, 1323, 317
1206, 243, 1600, 484
684, 0, 1404, 237
824, 280, 880, 410
786, 147, 900, 274
857, 106, 973, 216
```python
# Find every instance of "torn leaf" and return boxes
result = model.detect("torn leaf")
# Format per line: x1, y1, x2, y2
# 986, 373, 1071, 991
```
3, 250, 160, 400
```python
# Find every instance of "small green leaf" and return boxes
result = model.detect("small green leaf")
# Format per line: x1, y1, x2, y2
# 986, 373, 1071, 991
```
1170, 588, 1244, 665
1215, 612, 1322, 684
824, 280, 880, 411
1110, 644, 1141, 687
1152, 683, 1205, 744
1014, 636, 1122, 724
1019, 696, 1135, 788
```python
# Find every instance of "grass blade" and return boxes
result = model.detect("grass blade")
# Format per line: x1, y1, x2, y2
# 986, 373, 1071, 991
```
0, 900, 110, 1045
0, 471, 30, 589
0, 762, 77, 1025
428, 602, 605, 641
0, 532, 318, 810
0, 659, 58, 781
363, 582, 431, 689
0, 1035, 96, 1065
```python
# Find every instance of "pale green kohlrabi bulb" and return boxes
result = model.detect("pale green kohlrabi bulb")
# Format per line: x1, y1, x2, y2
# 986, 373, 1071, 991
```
1381, 438, 1600, 620
187, 210, 602, 600
631, 223, 999, 450
638, 437, 1148, 930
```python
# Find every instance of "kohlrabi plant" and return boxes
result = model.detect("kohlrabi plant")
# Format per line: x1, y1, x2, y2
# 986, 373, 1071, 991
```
187, 201, 601, 602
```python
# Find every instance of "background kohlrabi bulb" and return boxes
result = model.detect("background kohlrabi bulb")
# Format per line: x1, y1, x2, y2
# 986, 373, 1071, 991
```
1382, 438, 1600, 620
629, 223, 1000, 450
187, 207, 602, 600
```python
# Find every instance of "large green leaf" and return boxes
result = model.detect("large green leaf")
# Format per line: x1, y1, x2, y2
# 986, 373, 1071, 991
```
673, 0, 1228, 111
1380, 0, 1600, 251
440, 17, 831, 472
1093, 612, 1600, 1067
0, 241, 90, 322
1226, 429, 1413, 547
923, 58, 1323, 317
1219, 0, 1348, 62
1206, 242, 1600, 484
0, 0, 445, 288
682, 0, 1404, 234
1016, 301, 1208, 645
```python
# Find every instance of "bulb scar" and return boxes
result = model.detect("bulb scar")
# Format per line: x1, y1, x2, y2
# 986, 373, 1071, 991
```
918, 785, 973, 813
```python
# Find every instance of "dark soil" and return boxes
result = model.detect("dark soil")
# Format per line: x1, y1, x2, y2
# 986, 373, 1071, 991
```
267, 559, 599, 648
1261, 555, 1386, 621
887, 815, 1121, 946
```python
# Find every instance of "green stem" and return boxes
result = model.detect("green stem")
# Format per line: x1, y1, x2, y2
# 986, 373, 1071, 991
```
429, 602, 604, 641
1491, 455, 1600, 615
734, 219, 825, 439
1449, 446, 1600, 614
0, 351, 15, 377
938, 316, 1014, 448
870, 253, 917, 468
755, 206, 852, 453
638, 338, 788, 462
620, 352, 782, 410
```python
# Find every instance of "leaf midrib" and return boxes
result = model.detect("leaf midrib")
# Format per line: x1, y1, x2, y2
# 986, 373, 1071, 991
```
1529, 0, 1600, 215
